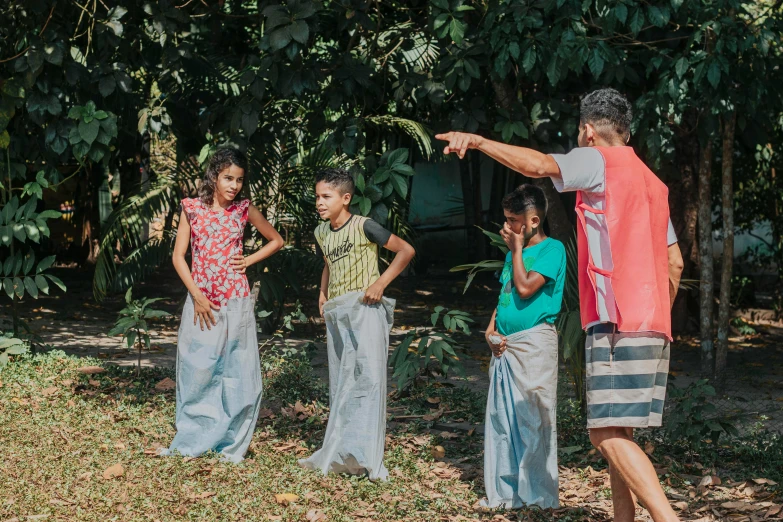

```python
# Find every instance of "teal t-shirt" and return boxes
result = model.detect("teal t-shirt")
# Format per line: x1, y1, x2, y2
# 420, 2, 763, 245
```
495, 237, 566, 336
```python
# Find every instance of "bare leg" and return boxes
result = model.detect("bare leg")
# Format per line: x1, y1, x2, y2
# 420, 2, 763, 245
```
590, 427, 679, 522
610, 463, 636, 522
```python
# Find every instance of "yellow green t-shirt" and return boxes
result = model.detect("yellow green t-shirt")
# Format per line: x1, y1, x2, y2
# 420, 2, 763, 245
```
314, 215, 392, 299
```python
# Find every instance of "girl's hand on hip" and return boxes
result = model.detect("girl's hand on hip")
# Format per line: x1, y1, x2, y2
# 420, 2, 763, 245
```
193, 293, 220, 331
230, 254, 248, 274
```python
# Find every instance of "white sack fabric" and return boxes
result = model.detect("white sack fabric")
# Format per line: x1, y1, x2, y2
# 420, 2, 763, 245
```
483, 323, 559, 509
299, 291, 395, 481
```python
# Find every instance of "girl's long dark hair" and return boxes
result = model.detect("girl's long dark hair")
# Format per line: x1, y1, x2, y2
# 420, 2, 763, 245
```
198, 147, 249, 206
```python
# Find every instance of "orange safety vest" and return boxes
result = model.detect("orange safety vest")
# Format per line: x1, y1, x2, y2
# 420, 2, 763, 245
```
575, 146, 672, 340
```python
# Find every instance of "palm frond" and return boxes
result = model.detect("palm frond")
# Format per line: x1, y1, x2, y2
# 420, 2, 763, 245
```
111, 232, 177, 294
93, 146, 201, 300
364, 115, 433, 159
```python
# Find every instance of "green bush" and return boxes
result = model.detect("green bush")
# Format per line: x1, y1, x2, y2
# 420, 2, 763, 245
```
261, 341, 327, 406
665, 379, 739, 449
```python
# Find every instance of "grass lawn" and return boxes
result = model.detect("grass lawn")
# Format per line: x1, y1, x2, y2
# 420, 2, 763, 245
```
1, 350, 782, 522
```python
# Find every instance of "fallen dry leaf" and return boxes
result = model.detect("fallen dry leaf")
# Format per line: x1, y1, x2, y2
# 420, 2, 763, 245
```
699, 475, 721, 487
422, 409, 443, 422
77, 366, 105, 374
674, 501, 689, 511
274, 493, 299, 506
102, 463, 124, 480
114, 442, 126, 451
41, 386, 58, 396
88, 379, 100, 387
431, 445, 446, 459
154, 377, 176, 392
306, 509, 327, 521
257, 408, 274, 419
765, 504, 782, 517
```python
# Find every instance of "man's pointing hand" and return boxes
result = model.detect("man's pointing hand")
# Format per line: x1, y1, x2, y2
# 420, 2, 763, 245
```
435, 132, 484, 159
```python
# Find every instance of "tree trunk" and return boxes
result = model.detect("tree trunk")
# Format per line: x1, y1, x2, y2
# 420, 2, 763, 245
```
459, 155, 478, 261
698, 137, 715, 377
715, 111, 736, 385
670, 118, 701, 333
139, 130, 151, 243
489, 161, 507, 230
470, 149, 487, 260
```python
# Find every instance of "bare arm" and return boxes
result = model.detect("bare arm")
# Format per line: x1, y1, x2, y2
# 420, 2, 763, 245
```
668, 242, 684, 309
363, 235, 415, 304
435, 132, 562, 181
318, 262, 329, 316
484, 309, 507, 357
230, 204, 285, 272
172, 210, 219, 329
509, 251, 547, 299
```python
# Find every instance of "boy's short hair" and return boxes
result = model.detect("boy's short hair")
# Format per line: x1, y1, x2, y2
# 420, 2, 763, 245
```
315, 167, 355, 196
502, 184, 548, 219
580, 88, 632, 143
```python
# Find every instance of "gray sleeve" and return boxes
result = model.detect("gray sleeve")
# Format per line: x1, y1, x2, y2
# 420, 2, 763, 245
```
363, 219, 393, 247
667, 218, 677, 246
550, 147, 606, 194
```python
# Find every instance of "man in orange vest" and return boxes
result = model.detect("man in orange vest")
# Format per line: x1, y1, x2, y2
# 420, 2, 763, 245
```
437, 88, 685, 522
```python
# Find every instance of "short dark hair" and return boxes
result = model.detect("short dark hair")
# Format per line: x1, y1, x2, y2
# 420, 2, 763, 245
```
502, 184, 547, 219
199, 147, 248, 205
315, 167, 355, 196
580, 88, 632, 142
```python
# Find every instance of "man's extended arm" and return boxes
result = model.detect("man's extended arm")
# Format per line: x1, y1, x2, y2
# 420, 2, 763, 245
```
435, 132, 562, 181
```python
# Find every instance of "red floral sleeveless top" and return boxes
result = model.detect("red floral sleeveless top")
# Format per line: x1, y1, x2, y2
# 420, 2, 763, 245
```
181, 197, 251, 306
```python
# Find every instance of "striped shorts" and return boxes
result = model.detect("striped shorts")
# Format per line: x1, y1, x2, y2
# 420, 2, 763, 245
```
585, 324, 670, 429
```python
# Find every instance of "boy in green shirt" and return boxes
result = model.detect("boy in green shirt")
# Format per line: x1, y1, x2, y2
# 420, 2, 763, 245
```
299, 168, 414, 481
482, 184, 566, 509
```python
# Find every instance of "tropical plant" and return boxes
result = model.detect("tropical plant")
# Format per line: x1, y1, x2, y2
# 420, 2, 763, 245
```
0, 332, 26, 368
1, 185, 66, 338
107, 288, 170, 374
450, 226, 507, 292
389, 305, 471, 393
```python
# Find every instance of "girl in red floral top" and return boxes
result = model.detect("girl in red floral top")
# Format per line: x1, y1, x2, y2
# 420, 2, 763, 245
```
165, 148, 284, 463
